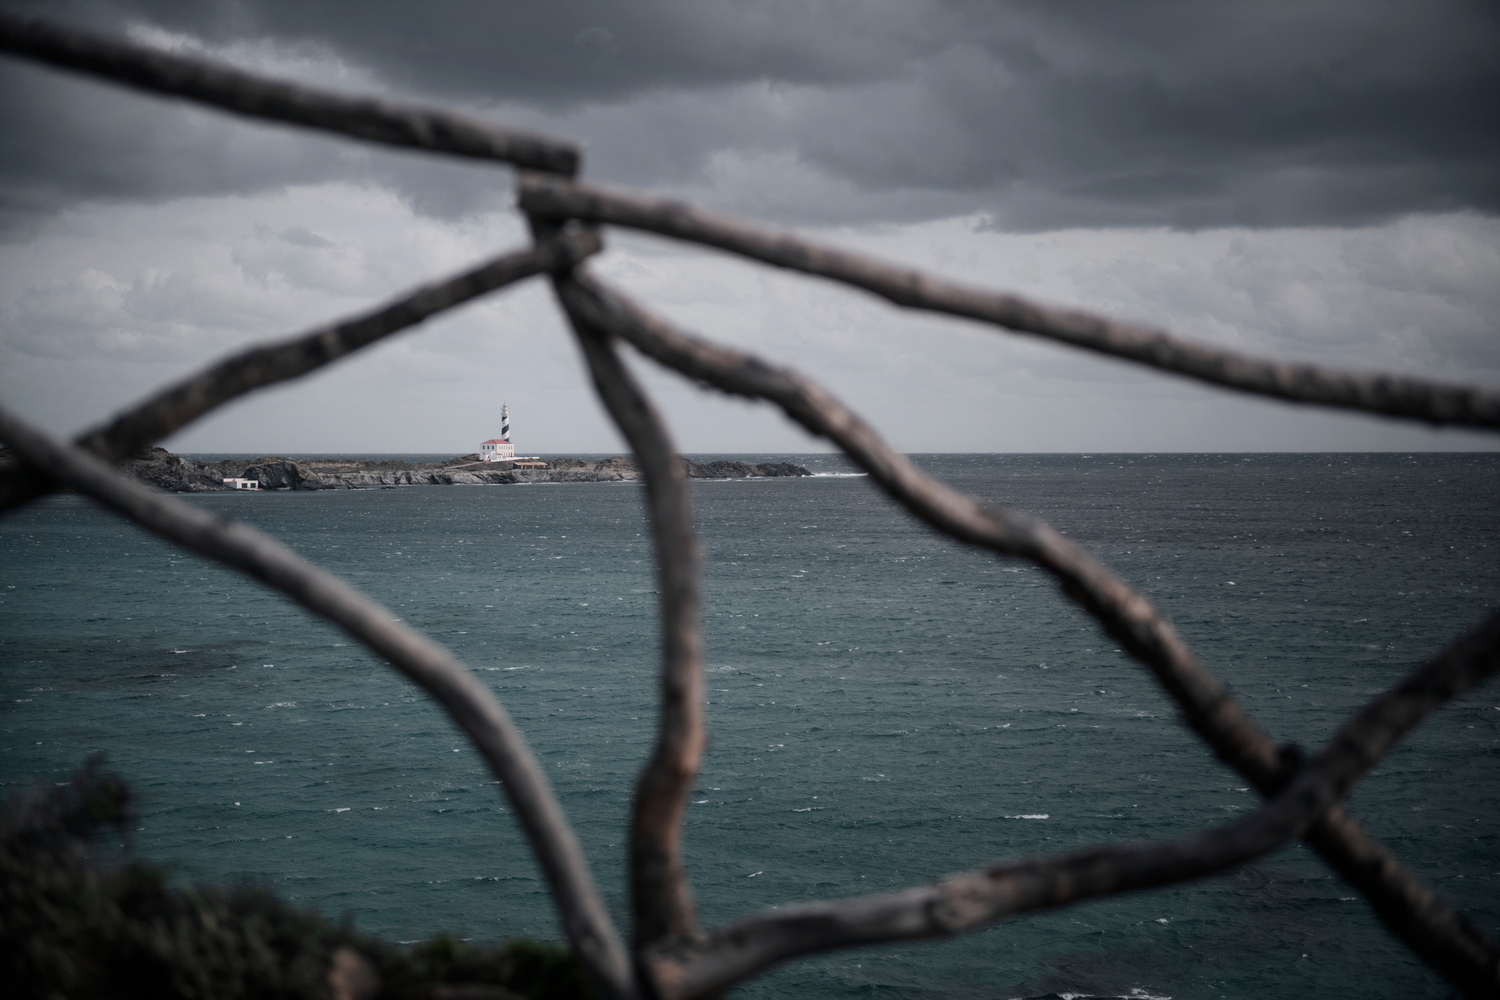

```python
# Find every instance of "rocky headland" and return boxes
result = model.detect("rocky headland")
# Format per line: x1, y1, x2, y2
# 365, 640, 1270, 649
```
120, 448, 812, 492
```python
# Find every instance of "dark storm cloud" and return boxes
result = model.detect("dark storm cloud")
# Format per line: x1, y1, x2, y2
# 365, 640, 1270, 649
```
0, 57, 367, 239
1, 0, 1496, 230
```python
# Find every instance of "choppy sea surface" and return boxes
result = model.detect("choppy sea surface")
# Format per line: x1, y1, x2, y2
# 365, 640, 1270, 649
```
2, 453, 1497, 1000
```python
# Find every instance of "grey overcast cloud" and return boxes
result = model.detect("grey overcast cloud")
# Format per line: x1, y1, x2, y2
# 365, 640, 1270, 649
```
1, 0, 1497, 454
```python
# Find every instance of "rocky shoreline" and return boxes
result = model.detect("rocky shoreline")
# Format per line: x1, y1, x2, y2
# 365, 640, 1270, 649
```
121, 448, 812, 492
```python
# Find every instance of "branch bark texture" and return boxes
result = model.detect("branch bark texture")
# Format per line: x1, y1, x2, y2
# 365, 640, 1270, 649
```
642, 610, 1500, 999
3, 14, 1494, 996
547, 266, 707, 947
0, 229, 599, 513
0, 404, 639, 1000
0, 11, 579, 175
551, 270, 1500, 996
520, 175, 1500, 431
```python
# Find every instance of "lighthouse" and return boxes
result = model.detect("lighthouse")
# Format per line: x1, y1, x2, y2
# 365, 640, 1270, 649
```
480, 402, 516, 462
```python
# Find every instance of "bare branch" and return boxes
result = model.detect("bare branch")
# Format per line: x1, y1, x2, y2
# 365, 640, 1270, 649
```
644, 611, 1500, 999
0, 11, 579, 175
0, 404, 639, 1000
647, 780, 1327, 999
546, 266, 706, 946
0, 228, 600, 514
1321, 609, 1500, 794
1306, 804, 1500, 998
519, 175, 1500, 431
551, 270, 1280, 778
550, 270, 1500, 993
1297, 610, 1500, 998
3, 18, 1489, 992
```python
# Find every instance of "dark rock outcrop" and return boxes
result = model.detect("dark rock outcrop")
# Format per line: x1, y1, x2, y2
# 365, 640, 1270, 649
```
241, 460, 319, 491
681, 459, 813, 479
686, 460, 758, 478
125, 448, 232, 493
748, 462, 814, 478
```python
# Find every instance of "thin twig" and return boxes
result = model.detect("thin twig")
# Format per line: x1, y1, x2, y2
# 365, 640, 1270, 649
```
0, 228, 600, 513
642, 609, 1500, 1000
545, 263, 706, 947
551, 270, 1500, 993
0, 11, 579, 175
519, 175, 1500, 430
0, 404, 639, 1000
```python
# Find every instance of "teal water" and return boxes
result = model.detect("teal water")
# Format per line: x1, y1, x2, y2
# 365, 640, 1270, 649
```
2, 453, 1497, 999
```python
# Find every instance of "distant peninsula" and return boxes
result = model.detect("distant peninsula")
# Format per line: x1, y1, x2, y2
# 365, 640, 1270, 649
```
122, 448, 812, 492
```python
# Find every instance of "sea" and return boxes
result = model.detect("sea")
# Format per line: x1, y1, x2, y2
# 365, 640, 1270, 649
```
2, 453, 1497, 1000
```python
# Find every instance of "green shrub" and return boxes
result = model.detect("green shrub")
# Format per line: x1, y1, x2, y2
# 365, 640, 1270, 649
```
1, 758, 590, 1000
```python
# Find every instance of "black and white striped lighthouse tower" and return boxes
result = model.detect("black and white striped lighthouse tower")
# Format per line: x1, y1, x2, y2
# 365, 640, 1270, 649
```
501, 403, 510, 442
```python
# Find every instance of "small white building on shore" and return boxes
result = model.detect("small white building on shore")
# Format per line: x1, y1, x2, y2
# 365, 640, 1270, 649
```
223, 477, 260, 490
480, 438, 515, 461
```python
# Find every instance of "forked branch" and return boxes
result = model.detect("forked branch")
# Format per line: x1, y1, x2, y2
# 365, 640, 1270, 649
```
551, 270, 1500, 994
547, 266, 707, 947
553, 270, 1282, 779
4, 14, 1494, 995
1304, 806, 1499, 994
520, 175, 1500, 430
0, 228, 599, 513
0, 11, 579, 175
642, 608, 1500, 1000
0, 403, 639, 1000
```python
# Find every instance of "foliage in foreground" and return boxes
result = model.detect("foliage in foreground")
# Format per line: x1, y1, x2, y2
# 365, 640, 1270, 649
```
0, 757, 592, 1000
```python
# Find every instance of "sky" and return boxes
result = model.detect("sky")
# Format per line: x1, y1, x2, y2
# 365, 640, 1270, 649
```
0, 0, 1497, 455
